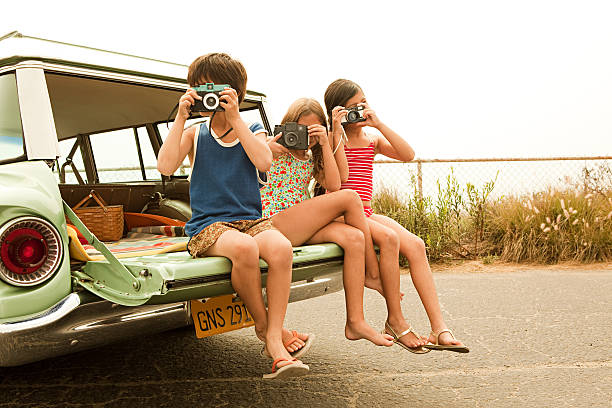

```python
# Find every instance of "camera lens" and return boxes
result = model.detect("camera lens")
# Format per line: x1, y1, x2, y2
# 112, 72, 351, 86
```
204, 93, 219, 109
285, 132, 298, 146
347, 111, 358, 122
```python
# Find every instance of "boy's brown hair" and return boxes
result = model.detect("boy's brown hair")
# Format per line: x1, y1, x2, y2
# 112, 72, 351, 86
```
324, 79, 362, 130
187, 53, 248, 103
281, 98, 328, 179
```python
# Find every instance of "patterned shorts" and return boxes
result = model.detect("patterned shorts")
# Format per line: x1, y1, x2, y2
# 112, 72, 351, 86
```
363, 206, 374, 218
187, 218, 275, 258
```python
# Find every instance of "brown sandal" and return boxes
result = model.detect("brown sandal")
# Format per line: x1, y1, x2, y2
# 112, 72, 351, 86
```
424, 329, 470, 353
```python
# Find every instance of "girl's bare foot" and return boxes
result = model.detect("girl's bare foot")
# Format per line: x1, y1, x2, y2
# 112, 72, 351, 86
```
364, 275, 405, 301
345, 320, 394, 346
386, 318, 428, 349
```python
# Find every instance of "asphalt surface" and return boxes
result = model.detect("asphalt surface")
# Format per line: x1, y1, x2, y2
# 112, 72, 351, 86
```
1, 268, 611, 407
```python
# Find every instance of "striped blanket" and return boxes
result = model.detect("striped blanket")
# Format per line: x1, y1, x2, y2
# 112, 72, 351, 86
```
67, 225, 188, 262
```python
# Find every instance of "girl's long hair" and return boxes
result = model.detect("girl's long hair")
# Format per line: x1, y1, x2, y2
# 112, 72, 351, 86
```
323, 79, 362, 131
281, 98, 328, 179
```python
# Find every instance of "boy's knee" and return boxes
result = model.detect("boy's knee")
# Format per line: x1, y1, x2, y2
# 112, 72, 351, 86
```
229, 237, 259, 267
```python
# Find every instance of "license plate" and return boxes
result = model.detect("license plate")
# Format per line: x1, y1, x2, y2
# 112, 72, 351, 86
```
190, 295, 254, 338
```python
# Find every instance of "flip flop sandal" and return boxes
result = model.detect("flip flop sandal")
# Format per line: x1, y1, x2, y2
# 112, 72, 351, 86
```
423, 329, 470, 353
261, 331, 315, 359
383, 321, 430, 354
262, 358, 309, 380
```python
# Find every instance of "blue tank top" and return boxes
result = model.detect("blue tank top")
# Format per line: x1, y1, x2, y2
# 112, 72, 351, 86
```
185, 122, 265, 237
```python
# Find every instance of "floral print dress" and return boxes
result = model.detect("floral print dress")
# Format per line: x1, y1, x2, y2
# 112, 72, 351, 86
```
260, 152, 314, 218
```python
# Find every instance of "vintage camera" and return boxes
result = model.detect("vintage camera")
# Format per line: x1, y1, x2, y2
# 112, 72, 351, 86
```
273, 122, 309, 150
191, 83, 228, 112
341, 105, 366, 124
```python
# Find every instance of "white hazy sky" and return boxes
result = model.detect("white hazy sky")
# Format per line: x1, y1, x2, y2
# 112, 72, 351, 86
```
3, 0, 612, 159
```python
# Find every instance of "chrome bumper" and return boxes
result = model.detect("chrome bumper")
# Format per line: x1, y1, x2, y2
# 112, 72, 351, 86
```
0, 270, 343, 367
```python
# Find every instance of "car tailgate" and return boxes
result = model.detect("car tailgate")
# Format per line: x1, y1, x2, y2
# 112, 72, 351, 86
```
73, 244, 344, 306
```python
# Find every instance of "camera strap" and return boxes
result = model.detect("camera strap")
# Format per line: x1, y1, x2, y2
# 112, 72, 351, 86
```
332, 127, 348, 154
209, 111, 233, 140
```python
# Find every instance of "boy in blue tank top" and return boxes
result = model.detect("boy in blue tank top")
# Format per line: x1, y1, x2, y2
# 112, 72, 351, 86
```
157, 53, 310, 379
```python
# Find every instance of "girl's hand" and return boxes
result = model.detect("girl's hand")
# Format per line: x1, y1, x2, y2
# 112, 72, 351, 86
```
268, 132, 290, 158
308, 124, 329, 147
361, 102, 382, 128
177, 89, 201, 121
219, 87, 240, 124
331, 106, 348, 130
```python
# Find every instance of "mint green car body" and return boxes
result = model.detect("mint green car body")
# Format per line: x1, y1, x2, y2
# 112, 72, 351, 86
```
0, 161, 71, 321
0, 32, 343, 366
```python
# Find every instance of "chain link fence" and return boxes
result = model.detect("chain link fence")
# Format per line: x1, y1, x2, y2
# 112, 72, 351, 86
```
61, 157, 612, 200
373, 156, 612, 201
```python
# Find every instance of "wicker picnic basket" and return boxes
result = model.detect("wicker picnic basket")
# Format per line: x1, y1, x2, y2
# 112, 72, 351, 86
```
72, 190, 124, 241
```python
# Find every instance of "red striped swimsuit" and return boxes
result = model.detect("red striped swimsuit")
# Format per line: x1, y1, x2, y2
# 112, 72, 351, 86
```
341, 141, 375, 217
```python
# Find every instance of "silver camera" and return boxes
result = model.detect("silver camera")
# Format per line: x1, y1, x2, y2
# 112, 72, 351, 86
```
341, 105, 366, 124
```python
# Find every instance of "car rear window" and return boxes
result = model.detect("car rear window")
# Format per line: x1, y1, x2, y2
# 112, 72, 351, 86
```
0, 73, 24, 161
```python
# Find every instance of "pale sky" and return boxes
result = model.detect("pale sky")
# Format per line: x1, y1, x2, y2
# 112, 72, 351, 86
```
3, 0, 612, 159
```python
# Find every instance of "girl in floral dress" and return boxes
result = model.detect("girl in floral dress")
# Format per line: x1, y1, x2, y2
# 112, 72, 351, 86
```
260, 98, 427, 351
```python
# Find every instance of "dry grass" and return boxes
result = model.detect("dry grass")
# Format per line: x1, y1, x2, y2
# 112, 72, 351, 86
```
373, 164, 612, 264
488, 190, 612, 263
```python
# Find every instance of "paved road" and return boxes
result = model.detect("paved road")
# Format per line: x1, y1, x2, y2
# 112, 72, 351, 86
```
1, 269, 611, 407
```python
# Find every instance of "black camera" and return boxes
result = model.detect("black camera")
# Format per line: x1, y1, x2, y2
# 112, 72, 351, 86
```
273, 122, 309, 150
341, 105, 366, 124
191, 83, 227, 112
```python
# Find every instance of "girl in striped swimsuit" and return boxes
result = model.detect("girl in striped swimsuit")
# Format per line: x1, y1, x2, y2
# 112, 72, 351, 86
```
324, 79, 469, 353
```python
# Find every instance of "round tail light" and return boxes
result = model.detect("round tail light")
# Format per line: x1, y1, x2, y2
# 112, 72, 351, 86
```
0, 217, 62, 286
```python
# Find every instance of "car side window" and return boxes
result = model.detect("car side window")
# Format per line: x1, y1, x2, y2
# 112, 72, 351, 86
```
0, 73, 24, 161
56, 137, 86, 183
89, 127, 162, 183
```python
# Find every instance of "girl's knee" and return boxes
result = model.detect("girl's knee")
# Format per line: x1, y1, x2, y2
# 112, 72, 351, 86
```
340, 190, 363, 209
339, 189, 360, 202
378, 228, 399, 251
339, 228, 365, 253
263, 233, 293, 267
406, 234, 427, 256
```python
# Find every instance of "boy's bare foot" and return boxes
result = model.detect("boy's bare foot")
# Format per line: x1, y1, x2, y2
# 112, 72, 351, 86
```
264, 335, 293, 363
255, 326, 266, 342
256, 327, 308, 353
364, 275, 405, 301
282, 328, 307, 353
345, 320, 394, 346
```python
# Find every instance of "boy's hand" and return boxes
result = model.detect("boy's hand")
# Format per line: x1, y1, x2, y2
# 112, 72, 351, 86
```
308, 124, 329, 147
361, 102, 382, 128
219, 87, 241, 125
268, 132, 290, 158
177, 89, 201, 121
